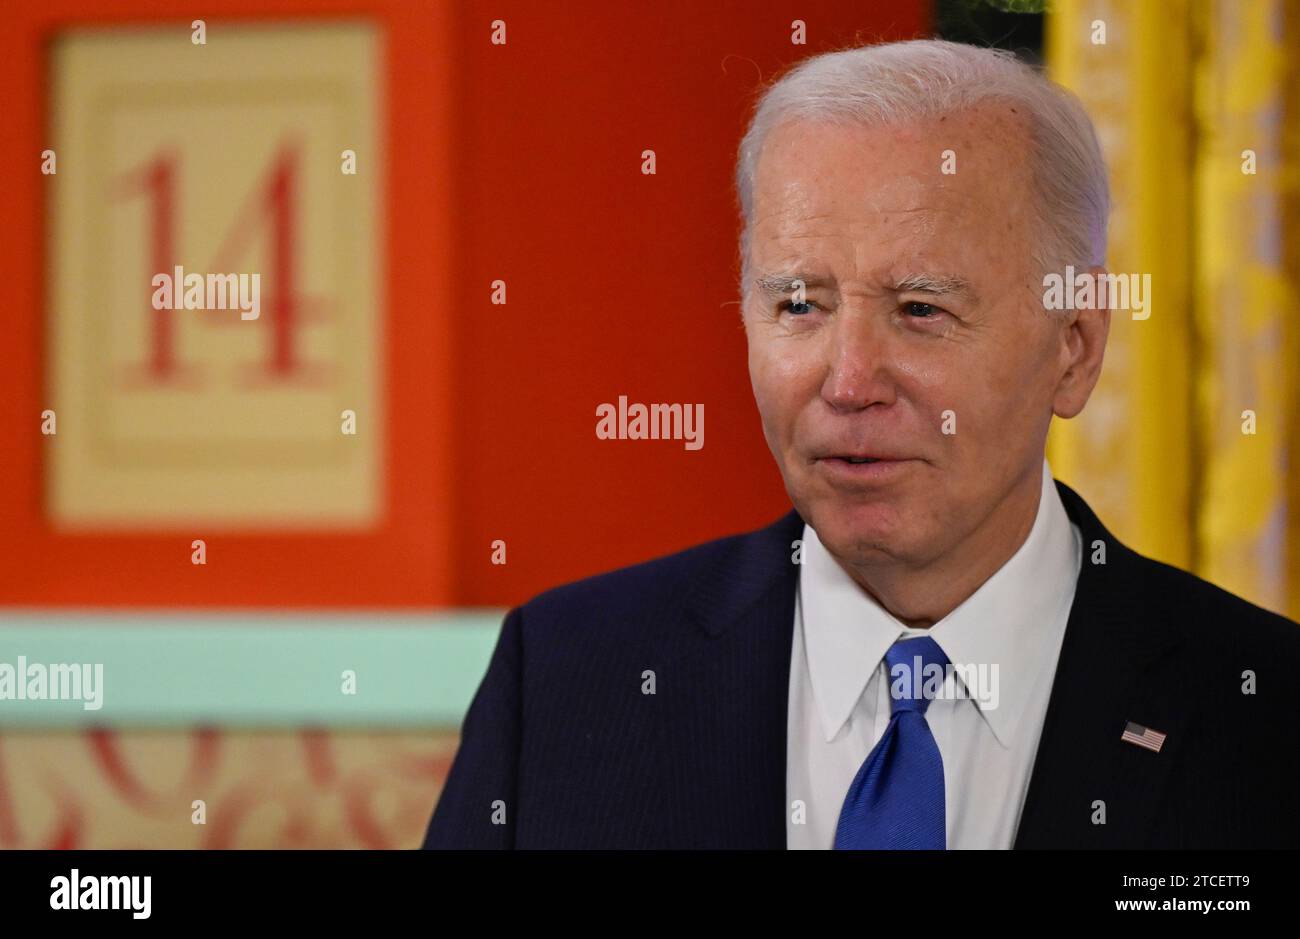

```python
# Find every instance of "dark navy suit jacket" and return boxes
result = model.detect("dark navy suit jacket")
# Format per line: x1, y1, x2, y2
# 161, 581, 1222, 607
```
423, 480, 1300, 848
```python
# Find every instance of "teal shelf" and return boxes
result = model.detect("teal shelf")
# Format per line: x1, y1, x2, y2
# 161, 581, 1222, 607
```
0, 610, 505, 728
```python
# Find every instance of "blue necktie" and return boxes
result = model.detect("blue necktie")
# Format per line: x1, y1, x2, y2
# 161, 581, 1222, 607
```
834, 636, 949, 849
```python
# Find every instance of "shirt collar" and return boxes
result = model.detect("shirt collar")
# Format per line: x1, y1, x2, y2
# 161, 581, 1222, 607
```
799, 457, 1082, 747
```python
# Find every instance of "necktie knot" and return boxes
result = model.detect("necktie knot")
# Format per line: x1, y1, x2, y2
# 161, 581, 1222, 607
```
883, 636, 950, 716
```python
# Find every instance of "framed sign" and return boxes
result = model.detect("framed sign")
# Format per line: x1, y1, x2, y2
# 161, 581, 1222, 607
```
0, 0, 454, 605
49, 23, 383, 529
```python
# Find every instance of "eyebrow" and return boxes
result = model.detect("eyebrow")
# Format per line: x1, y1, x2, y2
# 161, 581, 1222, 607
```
752, 272, 836, 299
889, 273, 979, 303
750, 271, 979, 303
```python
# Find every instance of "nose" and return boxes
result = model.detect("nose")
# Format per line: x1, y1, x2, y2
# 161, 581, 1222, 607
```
820, 311, 897, 413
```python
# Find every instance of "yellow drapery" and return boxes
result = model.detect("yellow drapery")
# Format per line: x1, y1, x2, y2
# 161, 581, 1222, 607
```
1046, 0, 1300, 620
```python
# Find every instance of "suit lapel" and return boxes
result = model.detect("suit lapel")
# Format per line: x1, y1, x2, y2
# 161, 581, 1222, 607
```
1014, 481, 1195, 848
670, 508, 804, 848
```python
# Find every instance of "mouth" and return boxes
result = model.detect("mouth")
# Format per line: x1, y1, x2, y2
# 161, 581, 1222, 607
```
819, 454, 905, 464
813, 454, 916, 482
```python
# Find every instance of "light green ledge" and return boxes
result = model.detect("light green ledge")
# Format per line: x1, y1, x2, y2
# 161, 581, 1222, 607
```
0, 610, 506, 728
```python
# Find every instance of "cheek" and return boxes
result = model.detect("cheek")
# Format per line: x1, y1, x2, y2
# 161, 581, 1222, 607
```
889, 356, 970, 439
748, 338, 815, 433
927, 337, 1050, 449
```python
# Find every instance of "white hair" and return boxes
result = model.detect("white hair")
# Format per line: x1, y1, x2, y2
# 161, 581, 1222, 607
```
734, 39, 1109, 298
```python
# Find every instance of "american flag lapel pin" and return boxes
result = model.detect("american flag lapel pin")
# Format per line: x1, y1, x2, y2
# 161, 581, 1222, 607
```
1121, 721, 1167, 753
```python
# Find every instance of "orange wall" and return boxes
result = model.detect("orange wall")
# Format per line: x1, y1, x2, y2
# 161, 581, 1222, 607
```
446, 2, 928, 609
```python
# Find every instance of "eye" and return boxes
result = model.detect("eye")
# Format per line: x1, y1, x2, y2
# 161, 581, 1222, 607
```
905, 301, 939, 318
778, 299, 820, 315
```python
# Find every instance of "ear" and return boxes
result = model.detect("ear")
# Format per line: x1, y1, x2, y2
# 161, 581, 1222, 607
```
1052, 265, 1111, 420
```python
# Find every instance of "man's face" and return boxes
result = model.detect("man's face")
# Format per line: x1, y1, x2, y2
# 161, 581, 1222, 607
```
743, 105, 1070, 569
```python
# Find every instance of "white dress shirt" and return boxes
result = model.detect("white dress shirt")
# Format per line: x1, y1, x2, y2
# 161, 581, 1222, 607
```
786, 458, 1083, 849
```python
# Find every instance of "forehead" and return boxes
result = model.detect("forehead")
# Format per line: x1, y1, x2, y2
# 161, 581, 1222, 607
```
749, 104, 1037, 274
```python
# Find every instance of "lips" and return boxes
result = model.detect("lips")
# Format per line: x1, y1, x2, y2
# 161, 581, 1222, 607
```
813, 454, 916, 483
819, 453, 906, 463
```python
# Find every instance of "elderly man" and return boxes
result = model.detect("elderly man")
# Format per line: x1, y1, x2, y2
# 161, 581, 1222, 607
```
424, 39, 1300, 849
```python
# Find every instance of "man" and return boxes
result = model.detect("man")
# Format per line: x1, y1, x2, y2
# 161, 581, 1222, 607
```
424, 39, 1300, 849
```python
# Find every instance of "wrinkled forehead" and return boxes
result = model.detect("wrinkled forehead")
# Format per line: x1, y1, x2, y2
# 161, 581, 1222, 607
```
749, 105, 1039, 270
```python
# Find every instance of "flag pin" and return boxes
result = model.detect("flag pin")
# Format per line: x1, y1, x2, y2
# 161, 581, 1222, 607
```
1120, 721, 1167, 753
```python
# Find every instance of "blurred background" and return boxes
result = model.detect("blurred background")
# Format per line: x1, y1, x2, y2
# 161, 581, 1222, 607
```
0, 0, 1295, 848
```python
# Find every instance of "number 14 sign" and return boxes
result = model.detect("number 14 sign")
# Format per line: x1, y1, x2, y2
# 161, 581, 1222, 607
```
48, 24, 382, 530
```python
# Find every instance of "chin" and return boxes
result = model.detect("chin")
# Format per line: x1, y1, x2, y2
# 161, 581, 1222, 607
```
802, 494, 917, 564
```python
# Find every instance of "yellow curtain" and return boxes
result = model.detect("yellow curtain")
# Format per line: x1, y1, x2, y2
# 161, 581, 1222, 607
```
1046, 0, 1300, 620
